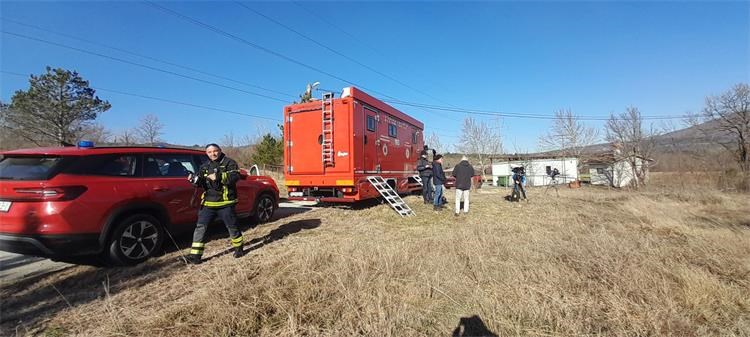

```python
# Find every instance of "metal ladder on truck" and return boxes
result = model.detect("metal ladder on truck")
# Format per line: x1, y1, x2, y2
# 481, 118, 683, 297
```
321, 92, 335, 169
413, 175, 423, 186
367, 176, 416, 217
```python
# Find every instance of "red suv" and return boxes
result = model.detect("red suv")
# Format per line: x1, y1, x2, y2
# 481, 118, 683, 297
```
0, 145, 279, 265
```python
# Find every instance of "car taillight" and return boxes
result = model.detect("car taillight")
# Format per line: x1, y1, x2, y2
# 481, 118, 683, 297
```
13, 186, 88, 201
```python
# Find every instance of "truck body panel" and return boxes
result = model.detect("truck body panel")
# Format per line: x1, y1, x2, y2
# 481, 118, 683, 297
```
284, 87, 424, 202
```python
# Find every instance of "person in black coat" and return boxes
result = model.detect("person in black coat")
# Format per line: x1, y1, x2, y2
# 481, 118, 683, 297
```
452, 155, 474, 216
186, 143, 244, 264
415, 152, 433, 204
432, 154, 446, 211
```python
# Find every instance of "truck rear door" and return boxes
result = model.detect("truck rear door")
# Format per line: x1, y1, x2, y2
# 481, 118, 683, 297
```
286, 109, 324, 175
363, 106, 378, 172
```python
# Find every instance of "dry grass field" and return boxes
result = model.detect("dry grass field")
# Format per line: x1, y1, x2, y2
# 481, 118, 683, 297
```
2, 177, 749, 337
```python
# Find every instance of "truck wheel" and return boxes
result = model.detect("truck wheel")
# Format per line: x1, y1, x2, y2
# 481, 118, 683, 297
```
253, 195, 276, 224
107, 214, 164, 266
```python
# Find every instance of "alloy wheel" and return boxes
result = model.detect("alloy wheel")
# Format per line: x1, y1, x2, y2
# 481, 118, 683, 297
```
119, 220, 160, 259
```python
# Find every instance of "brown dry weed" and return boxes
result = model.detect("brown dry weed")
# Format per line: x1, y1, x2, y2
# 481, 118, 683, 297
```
2, 180, 749, 337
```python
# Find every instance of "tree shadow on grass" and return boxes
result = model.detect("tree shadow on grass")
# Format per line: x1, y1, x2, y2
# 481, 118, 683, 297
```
0, 255, 183, 334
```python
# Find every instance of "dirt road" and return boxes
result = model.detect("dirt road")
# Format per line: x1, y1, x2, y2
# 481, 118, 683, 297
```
0, 251, 71, 285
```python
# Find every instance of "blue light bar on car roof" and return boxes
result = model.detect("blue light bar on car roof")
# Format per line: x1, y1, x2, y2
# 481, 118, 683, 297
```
77, 140, 95, 148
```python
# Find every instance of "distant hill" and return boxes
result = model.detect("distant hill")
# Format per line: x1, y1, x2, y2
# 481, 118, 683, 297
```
649, 119, 732, 152
565, 118, 732, 155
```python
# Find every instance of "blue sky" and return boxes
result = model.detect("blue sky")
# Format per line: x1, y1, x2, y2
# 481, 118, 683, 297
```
1, 1, 748, 152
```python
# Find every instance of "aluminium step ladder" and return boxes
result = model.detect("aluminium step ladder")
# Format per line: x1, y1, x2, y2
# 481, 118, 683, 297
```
413, 175, 423, 186
367, 176, 416, 217
321, 92, 335, 168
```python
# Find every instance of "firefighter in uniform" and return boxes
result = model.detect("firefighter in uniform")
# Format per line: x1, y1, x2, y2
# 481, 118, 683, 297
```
186, 144, 244, 264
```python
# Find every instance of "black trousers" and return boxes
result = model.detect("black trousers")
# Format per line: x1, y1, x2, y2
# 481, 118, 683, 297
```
513, 183, 527, 200
189, 205, 243, 256
421, 175, 433, 202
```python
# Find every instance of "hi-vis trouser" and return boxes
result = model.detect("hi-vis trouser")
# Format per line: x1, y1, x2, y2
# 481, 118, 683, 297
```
189, 205, 243, 257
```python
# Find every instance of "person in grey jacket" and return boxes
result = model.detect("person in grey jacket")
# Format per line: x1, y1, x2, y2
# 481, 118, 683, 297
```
452, 155, 474, 216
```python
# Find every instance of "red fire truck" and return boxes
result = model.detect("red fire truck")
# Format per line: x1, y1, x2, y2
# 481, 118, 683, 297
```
284, 87, 424, 202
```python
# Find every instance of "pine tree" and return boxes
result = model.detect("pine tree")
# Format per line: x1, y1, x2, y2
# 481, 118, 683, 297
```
252, 125, 284, 166
6, 67, 111, 146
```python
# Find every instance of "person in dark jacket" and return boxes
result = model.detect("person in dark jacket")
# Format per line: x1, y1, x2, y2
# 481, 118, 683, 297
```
452, 155, 474, 216
432, 154, 446, 211
186, 144, 244, 264
511, 166, 527, 202
416, 152, 433, 204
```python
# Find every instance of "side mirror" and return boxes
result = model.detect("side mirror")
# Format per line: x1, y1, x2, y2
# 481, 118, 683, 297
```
248, 164, 260, 176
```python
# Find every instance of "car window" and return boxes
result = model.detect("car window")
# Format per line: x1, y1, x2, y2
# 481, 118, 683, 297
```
0, 156, 66, 180
95, 155, 138, 176
195, 155, 208, 167
64, 155, 138, 177
144, 154, 196, 177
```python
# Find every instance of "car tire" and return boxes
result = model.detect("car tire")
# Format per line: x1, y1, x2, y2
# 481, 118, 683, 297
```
107, 214, 164, 266
252, 194, 276, 224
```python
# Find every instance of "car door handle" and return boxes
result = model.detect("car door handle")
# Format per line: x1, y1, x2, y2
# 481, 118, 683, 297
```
153, 186, 170, 192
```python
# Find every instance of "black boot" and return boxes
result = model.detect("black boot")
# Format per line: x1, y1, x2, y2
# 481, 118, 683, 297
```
233, 246, 245, 258
186, 254, 202, 265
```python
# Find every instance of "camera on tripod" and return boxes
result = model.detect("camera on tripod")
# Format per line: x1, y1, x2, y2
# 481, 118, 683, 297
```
546, 167, 560, 179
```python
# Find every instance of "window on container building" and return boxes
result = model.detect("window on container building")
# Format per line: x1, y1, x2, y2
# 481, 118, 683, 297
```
366, 116, 376, 132
388, 124, 397, 138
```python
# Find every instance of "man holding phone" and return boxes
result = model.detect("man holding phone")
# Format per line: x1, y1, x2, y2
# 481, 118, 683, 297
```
186, 143, 244, 264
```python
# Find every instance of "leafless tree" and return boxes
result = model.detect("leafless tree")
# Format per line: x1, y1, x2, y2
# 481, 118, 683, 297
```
424, 131, 445, 154
458, 117, 503, 181
78, 123, 112, 144
116, 128, 138, 145
605, 107, 656, 189
136, 114, 164, 145
220, 132, 259, 167
221, 132, 237, 149
701, 83, 750, 173
0, 102, 29, 150
538, 109, 598, 166
220, 131, 240, 160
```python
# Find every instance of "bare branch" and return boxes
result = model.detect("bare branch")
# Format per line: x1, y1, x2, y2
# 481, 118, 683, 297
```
605, 106, 658, 188
135, 114, 164, 145
424, 131, 444, 155
702, 83, 750, 172
458, 117, 503, 180
538, 108, 599, 164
